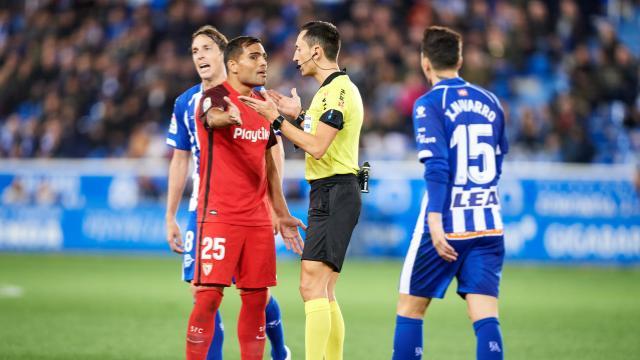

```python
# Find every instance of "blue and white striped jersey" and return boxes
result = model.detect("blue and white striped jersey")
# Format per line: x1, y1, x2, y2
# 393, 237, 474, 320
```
166, 83, 203, 212
413, 77, 508, 238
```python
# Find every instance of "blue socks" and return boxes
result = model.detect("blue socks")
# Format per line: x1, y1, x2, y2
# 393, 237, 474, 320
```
392, 315, 423, 359
265, 296, 288, 360
473, 317, 503, 360
206, 311, 224, 360
391, 314, 503, 360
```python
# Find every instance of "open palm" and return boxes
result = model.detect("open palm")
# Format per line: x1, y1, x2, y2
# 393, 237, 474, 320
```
267, 88, 302, 119
278, 215, 306, 255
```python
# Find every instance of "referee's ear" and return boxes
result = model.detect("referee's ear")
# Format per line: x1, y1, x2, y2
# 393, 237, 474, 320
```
312, 45, 322, 61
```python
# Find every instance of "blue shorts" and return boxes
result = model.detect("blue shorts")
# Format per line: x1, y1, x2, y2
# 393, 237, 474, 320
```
182, 211, 198, 282
399, 232, 504, 299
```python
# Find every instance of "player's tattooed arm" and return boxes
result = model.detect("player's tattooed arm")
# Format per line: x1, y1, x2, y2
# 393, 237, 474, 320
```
268, 136, 285, 236
265, 147, 306, 255
271, 135, 285, 178
204, 96, 242, 128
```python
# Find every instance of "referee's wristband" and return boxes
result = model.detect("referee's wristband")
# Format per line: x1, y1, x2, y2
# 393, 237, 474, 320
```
272, 115, 285, 130
294, 110, 306, 128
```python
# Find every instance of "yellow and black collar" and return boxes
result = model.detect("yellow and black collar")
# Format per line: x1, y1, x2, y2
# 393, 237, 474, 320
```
320, 71, 347, 88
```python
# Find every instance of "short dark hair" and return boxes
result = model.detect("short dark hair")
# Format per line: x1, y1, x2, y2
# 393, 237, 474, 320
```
224, 36, 262, 67
421, 26, 462, 70
191, 25, 228, 52
301, 21, 341, 61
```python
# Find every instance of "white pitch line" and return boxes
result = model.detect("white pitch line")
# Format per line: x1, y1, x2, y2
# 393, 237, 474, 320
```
0, 284, 24, 298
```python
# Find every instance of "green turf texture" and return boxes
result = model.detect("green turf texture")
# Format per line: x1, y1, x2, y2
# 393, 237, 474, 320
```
0, 254, 638, 359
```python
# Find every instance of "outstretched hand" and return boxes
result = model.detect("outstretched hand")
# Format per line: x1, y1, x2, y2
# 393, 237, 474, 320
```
238, 92, 280, 122
223, 96, 242, 126
205, 96, 242, 128
278, 215, 307, 255
266, 88, 302, 119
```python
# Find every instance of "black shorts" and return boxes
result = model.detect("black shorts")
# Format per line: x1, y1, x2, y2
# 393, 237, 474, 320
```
302, 174, 361, 272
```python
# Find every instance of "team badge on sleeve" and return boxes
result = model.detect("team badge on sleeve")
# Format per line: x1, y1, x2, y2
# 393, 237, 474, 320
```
169, 114, 178, 134
303, 113, 313, 133
202, 97, 212, 113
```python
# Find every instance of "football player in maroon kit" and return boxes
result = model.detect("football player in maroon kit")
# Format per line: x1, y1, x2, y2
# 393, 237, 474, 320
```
185, 36, 305, 360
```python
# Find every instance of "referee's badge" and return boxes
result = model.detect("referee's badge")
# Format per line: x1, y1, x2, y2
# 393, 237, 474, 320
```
303, 114, 313, 133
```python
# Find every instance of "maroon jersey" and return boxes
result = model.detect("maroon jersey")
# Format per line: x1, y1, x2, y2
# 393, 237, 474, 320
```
195, 81, 277, 226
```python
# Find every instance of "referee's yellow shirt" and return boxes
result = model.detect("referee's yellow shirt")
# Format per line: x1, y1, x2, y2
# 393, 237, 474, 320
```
303, 71, 363, 181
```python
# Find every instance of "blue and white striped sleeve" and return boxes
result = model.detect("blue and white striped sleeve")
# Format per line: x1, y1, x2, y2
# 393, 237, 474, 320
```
166, 98, 190, 151
413, 97, 449, 213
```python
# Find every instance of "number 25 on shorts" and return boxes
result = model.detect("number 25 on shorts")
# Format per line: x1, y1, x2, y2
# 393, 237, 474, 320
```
201, 237, 226, 260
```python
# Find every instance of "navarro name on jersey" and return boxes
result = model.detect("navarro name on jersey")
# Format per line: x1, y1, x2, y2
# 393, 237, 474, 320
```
445, 99, 497, 123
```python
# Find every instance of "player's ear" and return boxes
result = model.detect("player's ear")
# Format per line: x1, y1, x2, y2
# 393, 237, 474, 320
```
227, 59, 238, 74
456, 56, 463, 71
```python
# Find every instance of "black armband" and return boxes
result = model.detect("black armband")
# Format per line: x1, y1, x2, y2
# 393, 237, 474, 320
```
319, 109, 344, 130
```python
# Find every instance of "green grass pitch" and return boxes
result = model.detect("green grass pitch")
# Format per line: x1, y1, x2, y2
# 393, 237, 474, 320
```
0, 254, 638, 359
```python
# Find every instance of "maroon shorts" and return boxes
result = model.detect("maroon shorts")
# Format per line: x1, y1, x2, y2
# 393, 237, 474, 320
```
193, 222, 276, 289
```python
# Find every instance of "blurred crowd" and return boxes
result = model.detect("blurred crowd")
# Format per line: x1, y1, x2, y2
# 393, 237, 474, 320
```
0, 0, 639, 163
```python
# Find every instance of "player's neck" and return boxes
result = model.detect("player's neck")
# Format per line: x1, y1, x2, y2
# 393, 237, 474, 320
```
202, 73, 226, 91
226, 77, 254, 96
430, 70, 459, 86
313, 62, 341, 85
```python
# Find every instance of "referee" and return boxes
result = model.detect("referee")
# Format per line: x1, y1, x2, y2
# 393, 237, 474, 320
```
240, 21, 363, 360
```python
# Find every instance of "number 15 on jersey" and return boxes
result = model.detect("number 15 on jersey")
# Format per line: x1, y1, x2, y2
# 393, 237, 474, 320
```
450, 124, 498, 186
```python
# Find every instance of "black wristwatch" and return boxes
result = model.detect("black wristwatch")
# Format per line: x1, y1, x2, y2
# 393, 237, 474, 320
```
272, 115, 285, 130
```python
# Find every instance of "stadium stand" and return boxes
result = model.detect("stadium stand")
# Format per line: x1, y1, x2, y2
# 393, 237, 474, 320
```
0, 0, 638, 163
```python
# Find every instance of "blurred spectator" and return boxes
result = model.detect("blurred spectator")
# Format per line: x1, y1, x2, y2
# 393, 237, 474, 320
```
0, 0, 638, 164
138, 176, 163, 203
635, 165, 640, 195
1, 178, 29, 205
35, 181, 60, 206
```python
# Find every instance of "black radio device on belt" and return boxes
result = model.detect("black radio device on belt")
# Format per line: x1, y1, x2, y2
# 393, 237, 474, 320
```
358, 162, 370, 193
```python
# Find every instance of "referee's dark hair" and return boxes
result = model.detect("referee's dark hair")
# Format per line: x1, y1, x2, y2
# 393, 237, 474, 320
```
191, 25, 228, 52
421, 26, 463, 70
301, 21, 341, 61
224, 36, 262, 69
